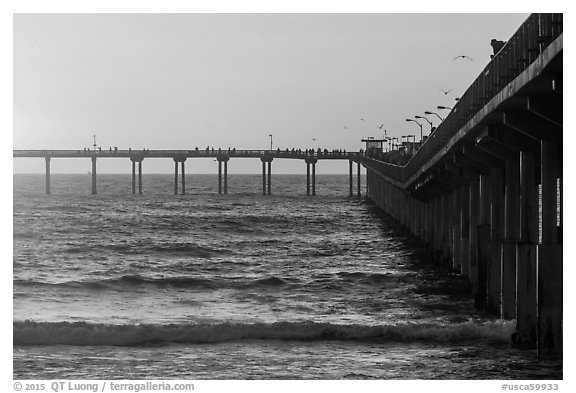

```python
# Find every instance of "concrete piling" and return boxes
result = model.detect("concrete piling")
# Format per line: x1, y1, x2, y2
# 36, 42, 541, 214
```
45, 157, 51, 195
538, 139, 562, 359
502, 153, 520, 320
91, 157, 97, 195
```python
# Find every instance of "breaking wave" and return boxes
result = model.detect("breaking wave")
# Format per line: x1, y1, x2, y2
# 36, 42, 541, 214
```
14, 319, 516, 346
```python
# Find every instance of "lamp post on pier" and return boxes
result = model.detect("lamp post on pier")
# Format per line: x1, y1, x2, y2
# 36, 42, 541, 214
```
414, 115, 433, 138
425, 110, 444, 122
437, 105, 453, 111
269, 134, 273, 151
405, 118, 423, 142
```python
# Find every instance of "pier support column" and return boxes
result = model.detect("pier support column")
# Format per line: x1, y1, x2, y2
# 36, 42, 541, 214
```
488, 167, 505, 316
173, 156, 186, 195
452, 188, 462, 272
174, 161, 179, 195
516, 150, 538, 347
349, 160, 353, 197
138, 161, 142, 195
91, 157, 97, 195
132, 160, 136, 194
538, 139, 562, 359
181, 161, 186, 195
460, 185, 470, 276
469, 179, 480, 294
267, 161, 272, 195
502, 153, 520, 320
307, 162, 311, 195
312, 161, 316, 196
433, 197, 442, 260
262, 160, 266, 195
45, 157, 51, 195
131, 156, 143, 195
476, 173, 491, 310
260, 156, 273, 195
305, 158, 317, 196
218, 160, 222, 194
441, 193, 450, 264
217, 156, 229, 195
223, 160, 228, 194
357, 162, 361, 196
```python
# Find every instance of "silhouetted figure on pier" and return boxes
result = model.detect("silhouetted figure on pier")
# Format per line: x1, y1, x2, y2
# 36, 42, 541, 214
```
490, 39, 506, 58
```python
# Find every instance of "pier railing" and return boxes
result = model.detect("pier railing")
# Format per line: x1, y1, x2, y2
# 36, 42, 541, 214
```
13, 149, 363, 160
371, 13, 562, 185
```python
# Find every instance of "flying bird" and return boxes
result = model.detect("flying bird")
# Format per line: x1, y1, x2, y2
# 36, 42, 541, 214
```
344, 125, 348, 130
312, 138, 317, 141
359, 118, 365, 121
453, 55, 473, 61
439, 88, 453, 95
378, 123, 385, 130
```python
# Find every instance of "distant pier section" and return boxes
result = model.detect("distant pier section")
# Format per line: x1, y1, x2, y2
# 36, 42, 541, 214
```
13, 148, 365, 196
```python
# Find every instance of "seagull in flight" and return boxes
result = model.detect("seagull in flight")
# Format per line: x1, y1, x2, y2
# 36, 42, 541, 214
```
359, 118, 365, 121
378, 123, 385, 130
439, 88, 453, 95
453, 55, 473, 61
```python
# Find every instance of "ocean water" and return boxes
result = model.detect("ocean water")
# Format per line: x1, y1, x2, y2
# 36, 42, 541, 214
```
13, 174, 562, 379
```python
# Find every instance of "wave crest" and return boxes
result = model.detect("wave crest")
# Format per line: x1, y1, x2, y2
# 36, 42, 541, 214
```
13, 320, 516, 347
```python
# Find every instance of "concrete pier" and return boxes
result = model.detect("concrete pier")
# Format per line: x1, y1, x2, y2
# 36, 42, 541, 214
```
355, 13, 562, 361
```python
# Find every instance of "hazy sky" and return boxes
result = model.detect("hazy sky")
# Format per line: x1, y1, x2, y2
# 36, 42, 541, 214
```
13, 13, 529, 174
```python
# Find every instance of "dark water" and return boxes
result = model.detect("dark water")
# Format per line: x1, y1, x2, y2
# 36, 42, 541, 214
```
13, 174, 562, 379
